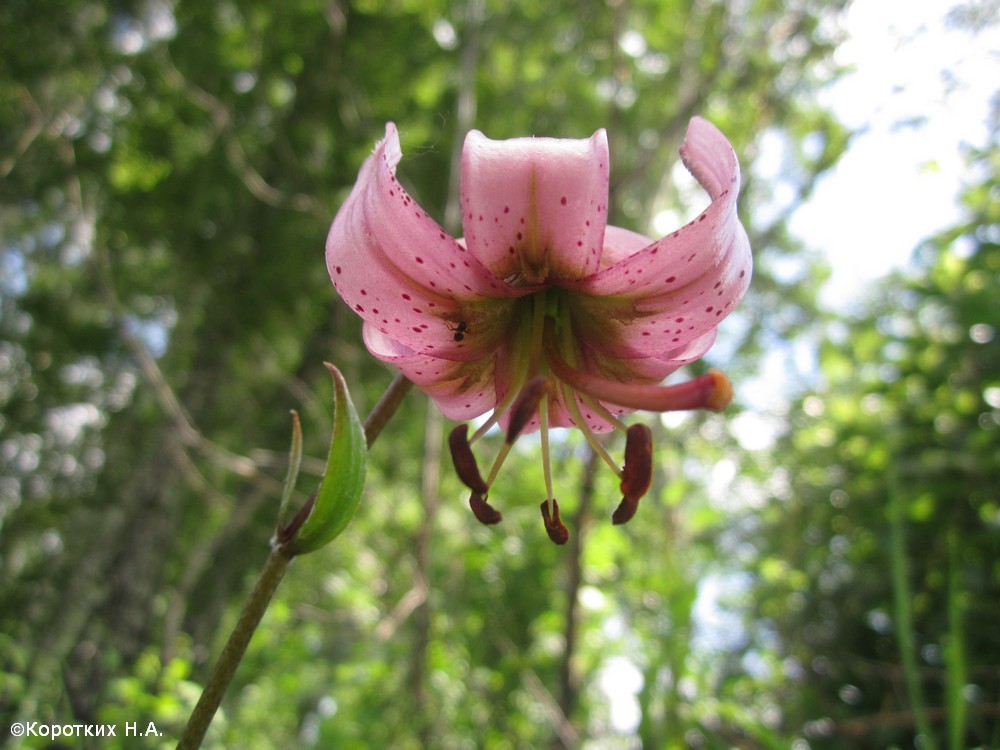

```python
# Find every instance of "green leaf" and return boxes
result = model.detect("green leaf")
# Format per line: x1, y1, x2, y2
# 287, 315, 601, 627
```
286, 364, 367, 555
275, 410, 304, 533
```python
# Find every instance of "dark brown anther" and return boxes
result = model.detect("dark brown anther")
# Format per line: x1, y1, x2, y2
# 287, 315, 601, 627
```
611, 496, 639, 525
449, 424, 488, 493
540, 499, 570, 545
613, 423, 653, 525
469, 492, 503, 525
505, 376, 552, 444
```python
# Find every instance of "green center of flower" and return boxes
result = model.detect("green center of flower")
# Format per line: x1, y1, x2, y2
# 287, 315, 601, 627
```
449, 289, 733, 544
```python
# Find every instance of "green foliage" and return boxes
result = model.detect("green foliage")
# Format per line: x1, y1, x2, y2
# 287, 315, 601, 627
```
745, 144, 1000, 748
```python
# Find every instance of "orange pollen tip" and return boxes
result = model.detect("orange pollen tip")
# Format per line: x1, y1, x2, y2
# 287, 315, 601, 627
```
704, 369, 734, 412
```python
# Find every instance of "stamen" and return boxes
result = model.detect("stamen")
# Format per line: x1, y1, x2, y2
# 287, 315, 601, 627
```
469, 374, 524, 444
448, 424, 488, 493
484, 441, 514, 487
558, 381, 623, 480
539, 389, 554, 511
540, 498, 569, 545
506, 376, 551, 443
470, 303, 540, 445
469, 492, 503, 525
552, 316, 629, 436
612, 424, 653, 525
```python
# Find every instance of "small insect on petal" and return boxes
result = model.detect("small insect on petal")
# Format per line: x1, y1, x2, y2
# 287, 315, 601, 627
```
449, 424, 488, 493
469, 492, 503, 525
505, 376, 552, 443
613, 423, 653, 525
540, 499, 570, 545
448, 321, 470, 341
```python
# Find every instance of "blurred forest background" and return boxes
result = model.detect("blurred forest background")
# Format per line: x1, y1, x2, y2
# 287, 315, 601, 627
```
1, 0, 998, 748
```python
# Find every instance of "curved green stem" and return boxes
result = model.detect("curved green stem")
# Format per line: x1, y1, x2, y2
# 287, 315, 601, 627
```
176, 372, 414, 750
363, 372, 415, 447
176, 546, 293, 750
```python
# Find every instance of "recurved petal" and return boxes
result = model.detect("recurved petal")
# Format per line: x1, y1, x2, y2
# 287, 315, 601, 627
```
362, 324, 498, 421
327, 123, 516, 358
598, 225, 654, 270
579, 329, 719, 384
460, 129, 610, 285
568, 117, 751, 358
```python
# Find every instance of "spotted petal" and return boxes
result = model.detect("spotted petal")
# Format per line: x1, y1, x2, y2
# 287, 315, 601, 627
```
460, 129, 611, 285
362, 324, 500, 420
569, 117, 752, 358
327, 123, 518, 360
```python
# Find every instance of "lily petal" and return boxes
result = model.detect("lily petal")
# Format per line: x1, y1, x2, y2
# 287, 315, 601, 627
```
362, 324, 499, 420
569, 117, 751, 358
579, 328, 718, 385
327, 123, 517, 358
460, 129, 611, 285
599, 225, 655, 270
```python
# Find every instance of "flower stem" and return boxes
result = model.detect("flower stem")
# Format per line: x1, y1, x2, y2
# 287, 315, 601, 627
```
176, 371, 414, 750
176, 546, 293, 750
363, 372, 415, 447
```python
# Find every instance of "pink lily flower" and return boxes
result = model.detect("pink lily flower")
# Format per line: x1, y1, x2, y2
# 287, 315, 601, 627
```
326, 117, 751, 542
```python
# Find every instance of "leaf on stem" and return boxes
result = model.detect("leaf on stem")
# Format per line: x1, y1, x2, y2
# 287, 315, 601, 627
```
284, 364, 367, 555
275, 410, 304, 533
